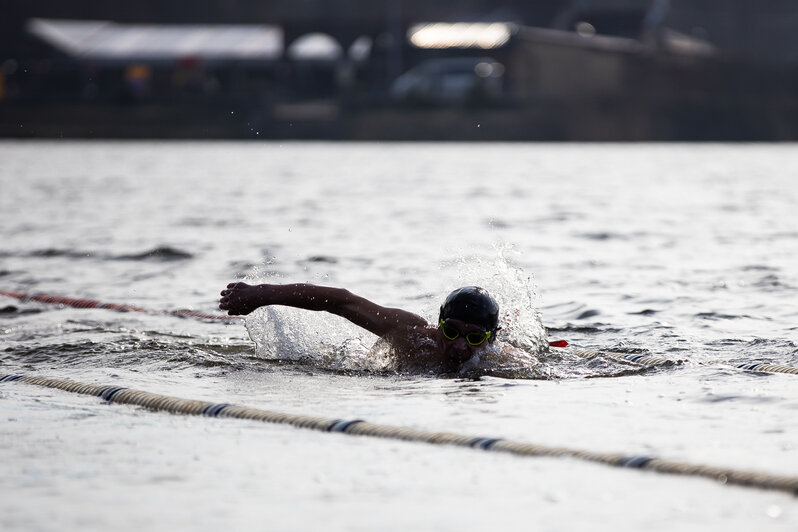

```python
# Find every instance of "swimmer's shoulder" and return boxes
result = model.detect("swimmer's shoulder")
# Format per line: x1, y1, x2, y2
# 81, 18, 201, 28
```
382, 324, 443, 371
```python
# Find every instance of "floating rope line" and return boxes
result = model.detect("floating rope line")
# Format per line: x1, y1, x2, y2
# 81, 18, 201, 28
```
3, 289, 797, 376
0, 290, 241, 323
557, 346, 798, 377
562, 346, 676, 367
2, 373, 797, 496
732, 362, 798, 375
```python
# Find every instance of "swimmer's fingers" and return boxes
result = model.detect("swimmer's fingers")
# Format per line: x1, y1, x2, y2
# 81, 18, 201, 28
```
219, 282, 253, 315
222, 282, 249, 296
219, 286, 236, 312
219, 298, 242, 315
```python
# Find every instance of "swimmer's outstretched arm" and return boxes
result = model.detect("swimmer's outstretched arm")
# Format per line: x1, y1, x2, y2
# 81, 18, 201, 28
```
219, 282, 428, 337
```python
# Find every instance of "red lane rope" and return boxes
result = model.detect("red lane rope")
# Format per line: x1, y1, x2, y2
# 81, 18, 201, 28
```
0, 290, 241, 323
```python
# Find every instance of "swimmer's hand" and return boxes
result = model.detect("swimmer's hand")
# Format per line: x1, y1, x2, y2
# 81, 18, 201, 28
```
219, 282, 266, 315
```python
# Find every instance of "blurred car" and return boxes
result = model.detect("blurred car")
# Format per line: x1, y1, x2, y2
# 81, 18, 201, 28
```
390, 57, 505, 105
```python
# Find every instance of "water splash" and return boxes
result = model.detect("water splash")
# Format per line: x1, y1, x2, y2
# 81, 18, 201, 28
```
435, 243, 548, 354
244, 306, 388, 372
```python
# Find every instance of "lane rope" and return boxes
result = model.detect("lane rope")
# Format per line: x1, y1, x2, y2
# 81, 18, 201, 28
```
0, 290, 241, 323
4, 289, 798, 376
2, 373, 797, 496
559, 346, 798, 377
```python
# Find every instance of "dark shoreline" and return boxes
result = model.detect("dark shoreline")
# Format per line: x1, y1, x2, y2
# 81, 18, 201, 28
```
4, 100, 796, 142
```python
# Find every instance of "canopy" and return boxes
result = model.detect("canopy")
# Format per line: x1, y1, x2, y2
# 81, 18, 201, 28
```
27, 18, 284, 64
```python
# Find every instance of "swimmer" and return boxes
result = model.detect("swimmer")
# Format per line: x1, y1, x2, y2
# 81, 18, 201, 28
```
219, 282, 522, 372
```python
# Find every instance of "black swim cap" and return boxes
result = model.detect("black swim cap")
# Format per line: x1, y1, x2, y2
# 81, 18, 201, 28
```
438, 286, 499, 331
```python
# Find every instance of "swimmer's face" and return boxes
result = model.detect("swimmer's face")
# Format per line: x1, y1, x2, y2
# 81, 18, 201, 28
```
436, 318, 491, 364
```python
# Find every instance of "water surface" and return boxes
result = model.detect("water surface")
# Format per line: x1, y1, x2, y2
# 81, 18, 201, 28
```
1, 141, 797, 531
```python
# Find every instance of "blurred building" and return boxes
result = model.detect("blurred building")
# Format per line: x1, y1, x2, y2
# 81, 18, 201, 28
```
23, 19, 285, 103
1, 0, 797, 140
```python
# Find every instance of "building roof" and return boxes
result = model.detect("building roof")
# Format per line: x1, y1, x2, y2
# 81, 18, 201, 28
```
26, 18, 284, 64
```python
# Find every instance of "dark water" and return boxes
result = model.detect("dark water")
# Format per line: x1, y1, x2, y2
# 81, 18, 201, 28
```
1, 141, 796, 531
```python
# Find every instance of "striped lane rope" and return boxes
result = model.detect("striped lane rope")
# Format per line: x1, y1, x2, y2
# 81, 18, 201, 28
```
560, 347, 676, 367
3, 374, 797, 496
0, 290, 240, 323
555, 346, 798, 377
733, 362, 798, 375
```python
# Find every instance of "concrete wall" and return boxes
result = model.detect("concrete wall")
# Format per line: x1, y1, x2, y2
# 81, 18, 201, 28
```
509, 30, 635, 102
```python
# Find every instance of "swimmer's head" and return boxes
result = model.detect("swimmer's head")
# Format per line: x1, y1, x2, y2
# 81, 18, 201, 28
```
439, 286, 499, 336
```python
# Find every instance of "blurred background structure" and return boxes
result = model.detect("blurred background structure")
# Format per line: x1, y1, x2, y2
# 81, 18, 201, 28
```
2, 0, 797, 140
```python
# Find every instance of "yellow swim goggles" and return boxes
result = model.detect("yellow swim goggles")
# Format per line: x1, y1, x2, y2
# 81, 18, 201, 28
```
439, 319, 492, 346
